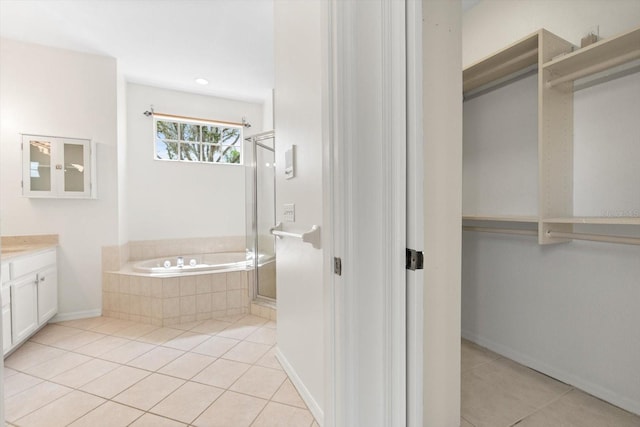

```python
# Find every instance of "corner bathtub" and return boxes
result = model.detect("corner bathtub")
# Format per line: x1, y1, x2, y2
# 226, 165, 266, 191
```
132, 252, 273, 274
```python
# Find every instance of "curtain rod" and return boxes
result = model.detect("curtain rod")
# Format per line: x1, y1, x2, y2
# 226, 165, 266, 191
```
143, 107, 251, 128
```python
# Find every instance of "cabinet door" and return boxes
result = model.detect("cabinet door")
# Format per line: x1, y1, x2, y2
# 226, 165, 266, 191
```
37, 267, 58, 324
2, 286, 11, 353
60, 139, 91, 198
11, 276, 38, 343
3, 303, 11, 353
22, 135, 55, 197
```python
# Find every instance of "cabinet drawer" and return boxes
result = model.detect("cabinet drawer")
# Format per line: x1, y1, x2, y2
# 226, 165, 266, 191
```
1, 286, 10, 308
11, 250, 56, 279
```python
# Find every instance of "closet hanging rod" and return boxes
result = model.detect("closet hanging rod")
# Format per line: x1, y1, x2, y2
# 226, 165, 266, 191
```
463, 226, 538, 237
545, 49, 640, 88
270, 222, 322, 249
143, 108, 251, 128
546, 230, 640, 246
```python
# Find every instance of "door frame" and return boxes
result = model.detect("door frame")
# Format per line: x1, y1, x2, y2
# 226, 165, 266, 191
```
324, 0, 407, 425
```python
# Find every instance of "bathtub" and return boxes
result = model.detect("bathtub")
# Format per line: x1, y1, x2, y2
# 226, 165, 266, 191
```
133, 251, 274, 274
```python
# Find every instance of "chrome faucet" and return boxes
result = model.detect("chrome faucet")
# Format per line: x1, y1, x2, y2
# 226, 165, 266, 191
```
177, 256, 184, 268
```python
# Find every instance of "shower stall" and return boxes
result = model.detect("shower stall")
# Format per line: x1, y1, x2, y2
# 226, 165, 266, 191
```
245, 131, 277, 303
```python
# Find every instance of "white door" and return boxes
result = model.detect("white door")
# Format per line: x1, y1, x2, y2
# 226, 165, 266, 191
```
328, 0, 407, 425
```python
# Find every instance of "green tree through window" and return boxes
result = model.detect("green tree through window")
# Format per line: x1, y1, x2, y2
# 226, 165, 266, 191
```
155, 118, 242, 164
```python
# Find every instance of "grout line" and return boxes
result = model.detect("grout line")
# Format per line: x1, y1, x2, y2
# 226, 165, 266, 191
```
509, 387, 575, 426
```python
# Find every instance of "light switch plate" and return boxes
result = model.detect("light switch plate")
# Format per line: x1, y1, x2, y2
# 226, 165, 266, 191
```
283, 203, 295, 222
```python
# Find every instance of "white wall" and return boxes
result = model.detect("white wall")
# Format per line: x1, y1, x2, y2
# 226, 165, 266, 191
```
462, 0, 640, 414
273, 0, 325, 421
125, 84, 263, 241
0, 38, 119, 318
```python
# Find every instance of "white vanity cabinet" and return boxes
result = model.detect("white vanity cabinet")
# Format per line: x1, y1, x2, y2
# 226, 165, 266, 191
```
3, 248, 58, 356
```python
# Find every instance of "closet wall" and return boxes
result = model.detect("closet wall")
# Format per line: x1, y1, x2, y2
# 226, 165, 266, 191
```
462, 1, 640, 415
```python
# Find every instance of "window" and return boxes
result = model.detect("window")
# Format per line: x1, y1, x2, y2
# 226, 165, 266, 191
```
154, 117, 242, 164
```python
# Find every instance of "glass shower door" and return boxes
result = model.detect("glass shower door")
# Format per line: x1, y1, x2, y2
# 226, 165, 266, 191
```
255, 135, 276, 299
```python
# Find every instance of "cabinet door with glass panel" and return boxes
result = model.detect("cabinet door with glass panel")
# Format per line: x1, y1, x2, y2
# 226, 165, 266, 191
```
22, 135, 94, 198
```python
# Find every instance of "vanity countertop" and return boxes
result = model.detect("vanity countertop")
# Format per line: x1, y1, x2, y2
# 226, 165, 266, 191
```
1, 235, 59, 261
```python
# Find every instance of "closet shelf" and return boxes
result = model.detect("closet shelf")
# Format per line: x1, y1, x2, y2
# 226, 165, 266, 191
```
543, 26, 640, 88
463, 32, 539, 94
543, 216, 640, 225
463, 215, 538, 223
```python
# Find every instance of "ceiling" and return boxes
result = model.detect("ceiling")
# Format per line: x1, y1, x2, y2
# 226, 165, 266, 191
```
0, 0, 274, 103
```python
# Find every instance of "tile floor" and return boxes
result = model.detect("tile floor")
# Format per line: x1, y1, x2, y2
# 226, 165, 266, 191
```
4, 317, 639, 427
4, 315, 319, 427
461, 339, 640, 427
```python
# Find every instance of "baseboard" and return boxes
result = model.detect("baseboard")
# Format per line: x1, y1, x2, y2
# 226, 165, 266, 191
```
275, 347, 324, 425
50, 308, 102, 323
462, 329, 640, 416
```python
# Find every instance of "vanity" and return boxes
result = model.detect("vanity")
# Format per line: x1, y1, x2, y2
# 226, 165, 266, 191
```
1, 235, 58, 356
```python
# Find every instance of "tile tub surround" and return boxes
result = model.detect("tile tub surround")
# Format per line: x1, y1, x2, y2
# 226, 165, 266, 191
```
103, 271, 250, 326
250, 302, 277, 322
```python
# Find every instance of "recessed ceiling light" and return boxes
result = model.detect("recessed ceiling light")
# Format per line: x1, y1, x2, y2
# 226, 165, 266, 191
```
195, 78, 209, 85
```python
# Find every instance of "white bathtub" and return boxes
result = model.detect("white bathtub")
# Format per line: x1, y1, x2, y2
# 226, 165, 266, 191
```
132, 252, 274, 274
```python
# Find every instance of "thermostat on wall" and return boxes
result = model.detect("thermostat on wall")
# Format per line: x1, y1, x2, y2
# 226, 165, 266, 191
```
285, 145, 295, 179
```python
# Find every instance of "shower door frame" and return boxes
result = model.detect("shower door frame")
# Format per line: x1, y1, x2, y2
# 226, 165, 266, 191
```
247, 130, 276, 304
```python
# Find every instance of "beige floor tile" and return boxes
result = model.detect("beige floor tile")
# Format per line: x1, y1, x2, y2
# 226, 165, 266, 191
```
192, 358, 252, 389
213, 313, 247, 323
222, 340, 271, 364
190, 319, 232, 334
68, 401, 145, 427
171, 320, 203, 331
50, 358, 120, 388
217, 323, 259, 340
113, 373, 185, 411
89, 318, 136, 334
311, 421, 320, 427
4, 367, 19, 378
5, 341, 66, 371
127, 346, 185, 371
74, 335, 131, 357
230, 365, 287, 399
516, 389, 640, 427
5, 381, 73, 423
23, 351, 92, 380
14, 390, 104, 427
236, 314, 269, 327
29, 324, 83, 346
272, 379, 308, 409
462, 358, 571, 427
150, 381, 224, 423
251, 401, 314, 427
158, 352, 217, 380
191, 336, 240, 357
130, 413, 188, 427
100, 340, 156, 363
162, 331, 211, 351
192, 390, 267, 427
55, 316, 116, 331
245, 327, 277, 345
80, 365, 150, 399
4, 372, 44, 398
49, 330, 106, 350
255, 346, 284, 370
264, 320, 277, 329
137, 327, 184, 344
113, 323, 159, 339
461, 417, 475, 427
461, 339, 501, 373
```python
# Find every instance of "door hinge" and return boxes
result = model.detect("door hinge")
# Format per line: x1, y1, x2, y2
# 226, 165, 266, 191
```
334, 257, 342, 276
406, 248, 424, 270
